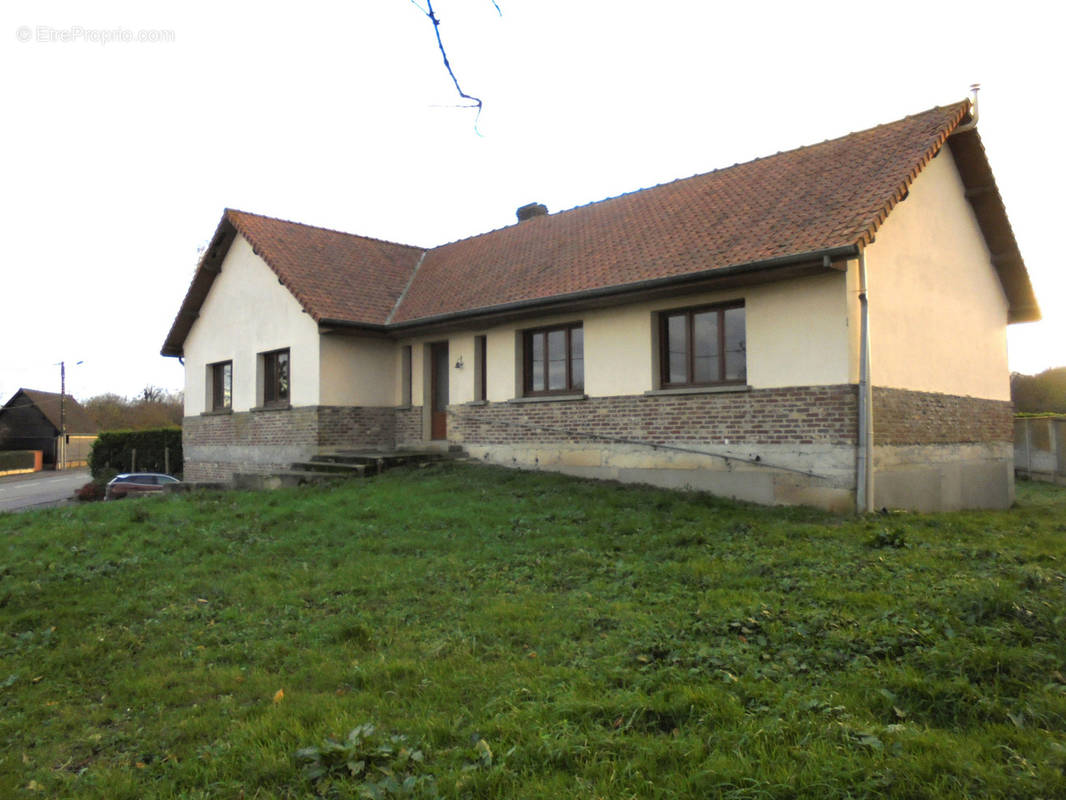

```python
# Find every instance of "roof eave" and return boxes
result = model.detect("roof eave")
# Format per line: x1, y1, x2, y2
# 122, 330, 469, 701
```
160, 215, 238, 358
320, 245, 858, 336
946, 128, 1041, 324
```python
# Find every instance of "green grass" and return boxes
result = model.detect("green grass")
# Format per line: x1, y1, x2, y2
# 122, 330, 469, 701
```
2, 464, 1065, 798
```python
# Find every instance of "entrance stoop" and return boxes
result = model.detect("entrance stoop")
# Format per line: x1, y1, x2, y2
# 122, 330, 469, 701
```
232, 448, 465, 490
290, 448, 464, 478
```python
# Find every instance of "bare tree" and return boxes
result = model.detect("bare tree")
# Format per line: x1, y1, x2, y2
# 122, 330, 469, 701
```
84, 387, 184, 431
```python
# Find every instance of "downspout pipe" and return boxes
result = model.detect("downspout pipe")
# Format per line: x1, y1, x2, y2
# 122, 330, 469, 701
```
856, 251, 875, 512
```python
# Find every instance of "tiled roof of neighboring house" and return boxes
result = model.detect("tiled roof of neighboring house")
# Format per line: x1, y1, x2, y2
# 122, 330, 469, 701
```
0, 389, 99, 435
161, 99, 1038, 356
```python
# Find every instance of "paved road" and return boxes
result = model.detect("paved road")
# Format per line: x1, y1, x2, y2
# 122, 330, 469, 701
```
0, 469, 90, 513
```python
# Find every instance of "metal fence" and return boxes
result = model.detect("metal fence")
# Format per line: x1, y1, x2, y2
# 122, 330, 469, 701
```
1015, 416, 1066, 485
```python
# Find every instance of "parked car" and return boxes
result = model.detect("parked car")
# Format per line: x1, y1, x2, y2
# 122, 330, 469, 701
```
105, 473, 180, 500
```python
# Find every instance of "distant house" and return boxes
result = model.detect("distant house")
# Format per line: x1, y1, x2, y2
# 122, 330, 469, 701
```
0, 389, 99, 469
162, 100, 1039, 511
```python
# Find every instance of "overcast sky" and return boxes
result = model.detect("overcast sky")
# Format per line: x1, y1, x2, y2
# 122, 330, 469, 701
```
2, 0, 1062, 403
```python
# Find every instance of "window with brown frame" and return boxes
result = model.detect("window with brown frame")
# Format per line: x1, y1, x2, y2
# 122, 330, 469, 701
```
660, 303, 745, 387
523, 323, 584, 395
400, 345, 412, 406
262, 348, 290, 405
209, 360, 232, 411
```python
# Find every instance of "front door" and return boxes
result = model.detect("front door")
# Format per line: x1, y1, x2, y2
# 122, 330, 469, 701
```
430, 342, 449, 440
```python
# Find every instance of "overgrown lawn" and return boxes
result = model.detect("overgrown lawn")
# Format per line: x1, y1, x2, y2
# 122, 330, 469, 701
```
2, 464, 1065, 798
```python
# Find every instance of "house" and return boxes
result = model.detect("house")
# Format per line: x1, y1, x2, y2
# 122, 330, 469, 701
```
0, 388, 99, 469
161, 99, 1039, 512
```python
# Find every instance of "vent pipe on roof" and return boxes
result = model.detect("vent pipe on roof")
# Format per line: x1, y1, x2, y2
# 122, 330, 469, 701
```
516, 202, 548, 222
953, 83, 980, 134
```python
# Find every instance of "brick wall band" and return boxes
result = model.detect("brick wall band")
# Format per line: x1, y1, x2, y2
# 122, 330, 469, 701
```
872, 387, 1013, 445
316, 406, 395, 449
395, 406, 424, 447
181, 387, 1013, 482
183, 406, 398, 481
450, 386, 859, 449
184, 406, 397, 450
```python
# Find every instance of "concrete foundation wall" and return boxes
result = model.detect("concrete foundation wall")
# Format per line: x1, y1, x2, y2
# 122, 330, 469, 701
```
464, 441, 856, 511
183, 384, 1016, 513
870, 388, 1015, 511
873, 442, 1014, 511
449, 386, 859, 510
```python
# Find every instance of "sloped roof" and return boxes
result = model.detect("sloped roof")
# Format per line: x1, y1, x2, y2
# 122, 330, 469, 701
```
226, 210, 425, 324
161, 211, 424, 356
161, 100, 1038, 356
0, 389, 99, 435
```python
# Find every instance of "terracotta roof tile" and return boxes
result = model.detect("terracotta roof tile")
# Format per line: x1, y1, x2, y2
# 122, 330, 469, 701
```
225, 210, 425, 325
162, 99, 1038, 356
391, 102, 970, 322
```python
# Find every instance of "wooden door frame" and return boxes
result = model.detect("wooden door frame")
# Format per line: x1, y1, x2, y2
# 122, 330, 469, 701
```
426, 341, 449, 441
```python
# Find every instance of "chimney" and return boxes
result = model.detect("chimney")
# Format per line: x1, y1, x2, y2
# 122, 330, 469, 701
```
516, 202, 548, 222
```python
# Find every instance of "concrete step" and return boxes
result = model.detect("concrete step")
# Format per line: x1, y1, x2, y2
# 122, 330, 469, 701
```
237, 447, 472, 493
314, 449, 454, 461
291, 461, 369, 476
311, 450, 458, 471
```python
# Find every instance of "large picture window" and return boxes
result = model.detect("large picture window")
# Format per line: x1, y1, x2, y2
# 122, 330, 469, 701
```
660, 303, 745, 387
523, 323, 583, 395
209, 360, 232, 411
262, 348, 290, 405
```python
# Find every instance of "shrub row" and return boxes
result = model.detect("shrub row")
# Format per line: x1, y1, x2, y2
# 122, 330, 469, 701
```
89, 428, 182, 479
0, 450, 39, 472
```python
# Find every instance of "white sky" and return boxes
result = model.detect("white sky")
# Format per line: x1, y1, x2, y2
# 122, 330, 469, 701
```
1, 0, 1062, 403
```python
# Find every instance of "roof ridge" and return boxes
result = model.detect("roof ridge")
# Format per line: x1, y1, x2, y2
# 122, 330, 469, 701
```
425, 100, 972, 252
225, 208, 427, 253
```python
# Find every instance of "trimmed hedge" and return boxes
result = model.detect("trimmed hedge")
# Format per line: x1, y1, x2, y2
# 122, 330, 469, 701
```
89, 428, 182, 479
0, 450, 38, 472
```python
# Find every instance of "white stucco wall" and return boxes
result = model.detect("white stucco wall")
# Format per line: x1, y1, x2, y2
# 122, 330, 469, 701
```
744, 274, 850, 388
319, 335, 397, 406
396, 273, 850, 410
864, 148, 1010, 400
183, 235, 321, 415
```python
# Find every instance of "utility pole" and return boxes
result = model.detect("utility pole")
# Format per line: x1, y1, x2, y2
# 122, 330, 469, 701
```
57, 360, 84, 470
60, 361, 66, 470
